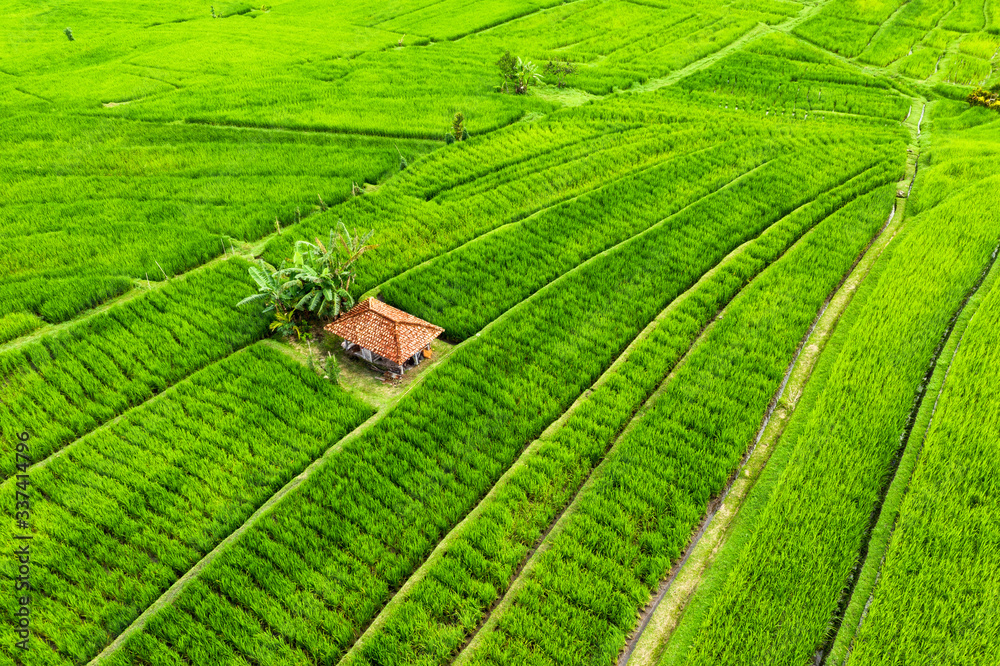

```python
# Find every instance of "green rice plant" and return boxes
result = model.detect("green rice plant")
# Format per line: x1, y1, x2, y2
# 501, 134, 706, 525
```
958, 30, 1000, 58
794, 17, 885, 58
657, 137, 1000, 666
464, 184, 901, 666
847, 255, 1000, 664
907, 101, 1000, 213
674, 37, 912, 120
943, 53, 994, 85
942, 0, 988, 32
266, 108, 740, 296
822, 0, 907, 23
0, 343, 373, 664
427, 0, 792, 95
896, 46, 943, 78
858, 25, 926, 66
0, 259, 269, 481
0, 312, 44, 344
894, 0, 953, 29
270, 90, 903, 337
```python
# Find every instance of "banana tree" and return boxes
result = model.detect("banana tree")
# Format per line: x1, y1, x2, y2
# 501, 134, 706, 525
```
236, 260, 287, 314
236, 220, 377, 335
281, 220, 376, 317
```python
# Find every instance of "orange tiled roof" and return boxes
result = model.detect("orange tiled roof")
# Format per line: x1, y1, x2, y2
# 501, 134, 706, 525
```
325, 298, 444, 365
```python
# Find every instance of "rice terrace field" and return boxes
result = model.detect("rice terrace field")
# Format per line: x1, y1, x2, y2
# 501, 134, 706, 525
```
2, 0, 1000, 664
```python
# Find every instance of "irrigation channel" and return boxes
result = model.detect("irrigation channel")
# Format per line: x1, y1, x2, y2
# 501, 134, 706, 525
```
621, 107, 924, 663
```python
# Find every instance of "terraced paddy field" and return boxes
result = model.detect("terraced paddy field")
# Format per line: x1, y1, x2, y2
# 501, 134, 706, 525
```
2, 0, 999, 664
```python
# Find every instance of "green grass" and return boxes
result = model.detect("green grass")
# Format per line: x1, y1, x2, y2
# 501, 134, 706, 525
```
0, 112, 435, 322
4, 1, 1000, 665
0, 342, 374, 664
675, 33, 912, 120
0, 259, 268, 482
656, 113, 1000, 666
825, 223, 1000, 666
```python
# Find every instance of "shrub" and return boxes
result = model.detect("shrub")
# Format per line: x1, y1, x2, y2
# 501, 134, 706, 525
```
446, 112, 468, 143
497, 51, 542, 93
967, 87, 1000, 112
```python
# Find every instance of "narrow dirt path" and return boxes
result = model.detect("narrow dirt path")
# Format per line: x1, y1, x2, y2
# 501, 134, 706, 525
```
620, 97, 925, 665
87, 155, 773, 666
448, 171, 885, 666
622, 196, 905, 666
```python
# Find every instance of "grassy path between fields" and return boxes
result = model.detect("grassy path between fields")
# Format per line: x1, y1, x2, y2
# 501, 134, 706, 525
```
446, 171, 891, 666
86, 152, 774, 666
626, 0, 830, 94
618, 95, 926, 666
339, 221, 776, 666
824, 242, 1000, 666
448, 0, 587, 41
622, 197, 905, 666
855, 0, 914, 61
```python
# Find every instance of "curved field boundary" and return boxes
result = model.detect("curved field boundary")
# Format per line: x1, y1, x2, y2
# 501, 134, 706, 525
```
87, 151, 774, 666
651, 148, 1000, 666
450, 177, 900, 666
0, 258, 271, 483
622, 193, 908, 666
338, 193, 814, 665
825, 243, 1000, 666
0, 251, 238, 357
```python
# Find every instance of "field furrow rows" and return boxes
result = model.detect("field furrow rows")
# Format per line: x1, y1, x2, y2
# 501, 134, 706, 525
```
76, 109, 901, 666
656, 150, 1000, 666
459, 173, 904, 666
826, 242, 1000, 665
336, 158, 898, 666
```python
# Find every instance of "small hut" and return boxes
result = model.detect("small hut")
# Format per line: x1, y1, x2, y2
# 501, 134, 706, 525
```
325, 298, 444, 376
